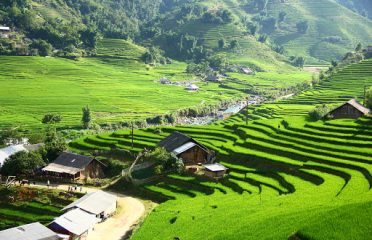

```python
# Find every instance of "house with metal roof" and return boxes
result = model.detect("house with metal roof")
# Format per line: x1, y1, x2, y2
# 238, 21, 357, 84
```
203, 163, 229, 179
62, 190, 117, 221
48, 208, 98, 240
158, 131, 214, 165
185, 84, 199, 91
0, 144, 28, 167
0, 222, 60, 240
42, 152, 106, 180
328, 99, 370, 119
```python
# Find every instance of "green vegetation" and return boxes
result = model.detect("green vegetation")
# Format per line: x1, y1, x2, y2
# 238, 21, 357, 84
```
69, 58, 372, 240
0, 186, 81, 230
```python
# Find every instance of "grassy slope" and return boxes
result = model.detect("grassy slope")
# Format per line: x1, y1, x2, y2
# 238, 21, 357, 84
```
70, 59, 372, 239
0, 186, 81, 230
0, 37, 311, 131
266, 0, 372, 64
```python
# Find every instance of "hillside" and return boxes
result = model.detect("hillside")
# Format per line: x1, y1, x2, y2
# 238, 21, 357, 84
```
70, 58, 372, 239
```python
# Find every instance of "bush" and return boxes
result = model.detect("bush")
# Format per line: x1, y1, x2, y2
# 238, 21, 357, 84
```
308, 104, 331, 120
42, 114, 62, 124
366, 87, 372, 110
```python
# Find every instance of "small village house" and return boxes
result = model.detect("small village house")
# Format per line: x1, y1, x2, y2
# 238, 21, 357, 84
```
206, 74, 222, 83
0, 26, 10, 38
0, 222, 60, 240
203, 163, 229, 179
48, 208, 98, 240
327, 99, 370, 119
240, 67, 254, 75
158, 131, 214, 165
62, 190, 117, 221
42, 152, 106, 180
185, 84, 199, 91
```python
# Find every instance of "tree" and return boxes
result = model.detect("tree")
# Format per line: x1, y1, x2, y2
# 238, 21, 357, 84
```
355, 43, 362, 52
0, 127, 22, 145
366, 87, 372, 110
1, 151, 45, 176
278, 11, 287, 22
43, 128, 67, 161
30, 39, 52, 56
230, 39, 239, 49
82, 105, 91, 129
218, 38, 226, 49
296, 20, 309, 34
308, 104, 331, 120
293, 56, 305, 68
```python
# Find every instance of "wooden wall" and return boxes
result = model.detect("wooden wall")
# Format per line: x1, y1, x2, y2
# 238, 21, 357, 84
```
179, 146, 208, 165
330, 104, 364, 119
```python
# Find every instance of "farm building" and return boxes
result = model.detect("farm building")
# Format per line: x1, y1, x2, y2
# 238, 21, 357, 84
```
185, 84, 199, 91
0, 222, 60, 240
48, 208, 98, 240
158, 131, 214, 165
328, 99, 370, 119
62, 190, 117, 221
0, 26, 10, 38
42, 152, 106, 180
204, 163, 229, 179
240, 67, 254, 75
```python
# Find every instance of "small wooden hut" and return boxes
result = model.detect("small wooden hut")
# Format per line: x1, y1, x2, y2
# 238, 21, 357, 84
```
328, 99, 370, 119
42, 152, 106, 180
158, 131, 214, 165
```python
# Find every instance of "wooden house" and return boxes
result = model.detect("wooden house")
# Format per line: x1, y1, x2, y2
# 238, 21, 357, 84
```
158, 131, 214, 165
48, 208, 98, 240
0, 222, 59, 240
62, 190, 117, 222
42, 152, 106, 180
328, 99, 370, 119
203, 163, 228, 179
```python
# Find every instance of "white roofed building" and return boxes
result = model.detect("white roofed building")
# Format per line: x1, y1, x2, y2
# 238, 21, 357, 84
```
185, 84, 199, 91
203, 163, 229, 179
0, 222, 59, 240
62, 190, 117, 221
0, 144, 28, 167
48, 208, 98, 239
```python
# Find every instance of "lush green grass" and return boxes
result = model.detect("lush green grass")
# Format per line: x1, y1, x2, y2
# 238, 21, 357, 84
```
0, 186, 81, 230
266, 0, 372, 63
0, 37, 312, 131
70, 59, 372, 239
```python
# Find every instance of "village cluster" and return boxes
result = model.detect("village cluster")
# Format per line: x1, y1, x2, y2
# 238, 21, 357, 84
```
0, 189, 117, 240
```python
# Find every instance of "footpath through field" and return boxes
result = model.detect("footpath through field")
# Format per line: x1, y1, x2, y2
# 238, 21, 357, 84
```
29, 182, 145, 240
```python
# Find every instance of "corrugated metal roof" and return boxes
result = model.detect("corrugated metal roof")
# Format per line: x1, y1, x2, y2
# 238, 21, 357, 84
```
172, 142, 196, 155
0, 26, 10, 31
0, 144, 27, 166
347, 99, 370, 114
204, 163, 228, 172
52, 208, 98, 236
158, 131, 192, 152
42, 152, 106, 175
62, 190, 117, 215
0, 222, 59, 240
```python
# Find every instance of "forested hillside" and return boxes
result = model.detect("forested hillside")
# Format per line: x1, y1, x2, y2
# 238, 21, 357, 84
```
1, 0, 371, 64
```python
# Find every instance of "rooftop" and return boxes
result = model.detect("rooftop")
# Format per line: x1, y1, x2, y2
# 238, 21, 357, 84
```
62, 190, 117, 215
51, 208, 98, 236
204, 163, 228, 172
0, 222, 59, 240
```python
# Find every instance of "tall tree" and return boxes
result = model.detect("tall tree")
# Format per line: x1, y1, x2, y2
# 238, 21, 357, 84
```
82, 105, 92, 129
366, 87, 372, 109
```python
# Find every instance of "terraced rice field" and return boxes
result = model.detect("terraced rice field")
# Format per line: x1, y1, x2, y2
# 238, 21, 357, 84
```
0, 37, 312, 131
70, 59, 372, 239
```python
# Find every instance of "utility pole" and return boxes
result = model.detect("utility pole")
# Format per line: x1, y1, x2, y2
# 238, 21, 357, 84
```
364, 85, 367, 106
131, 123, 134, 149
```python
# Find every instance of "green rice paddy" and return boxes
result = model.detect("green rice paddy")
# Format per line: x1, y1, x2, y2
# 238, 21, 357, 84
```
70, 59, 372, 239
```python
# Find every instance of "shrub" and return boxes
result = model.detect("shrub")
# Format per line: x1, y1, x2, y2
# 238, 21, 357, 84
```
366, 87, 372, 110
308, 104, 331, 120
42, 114, 62, 124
